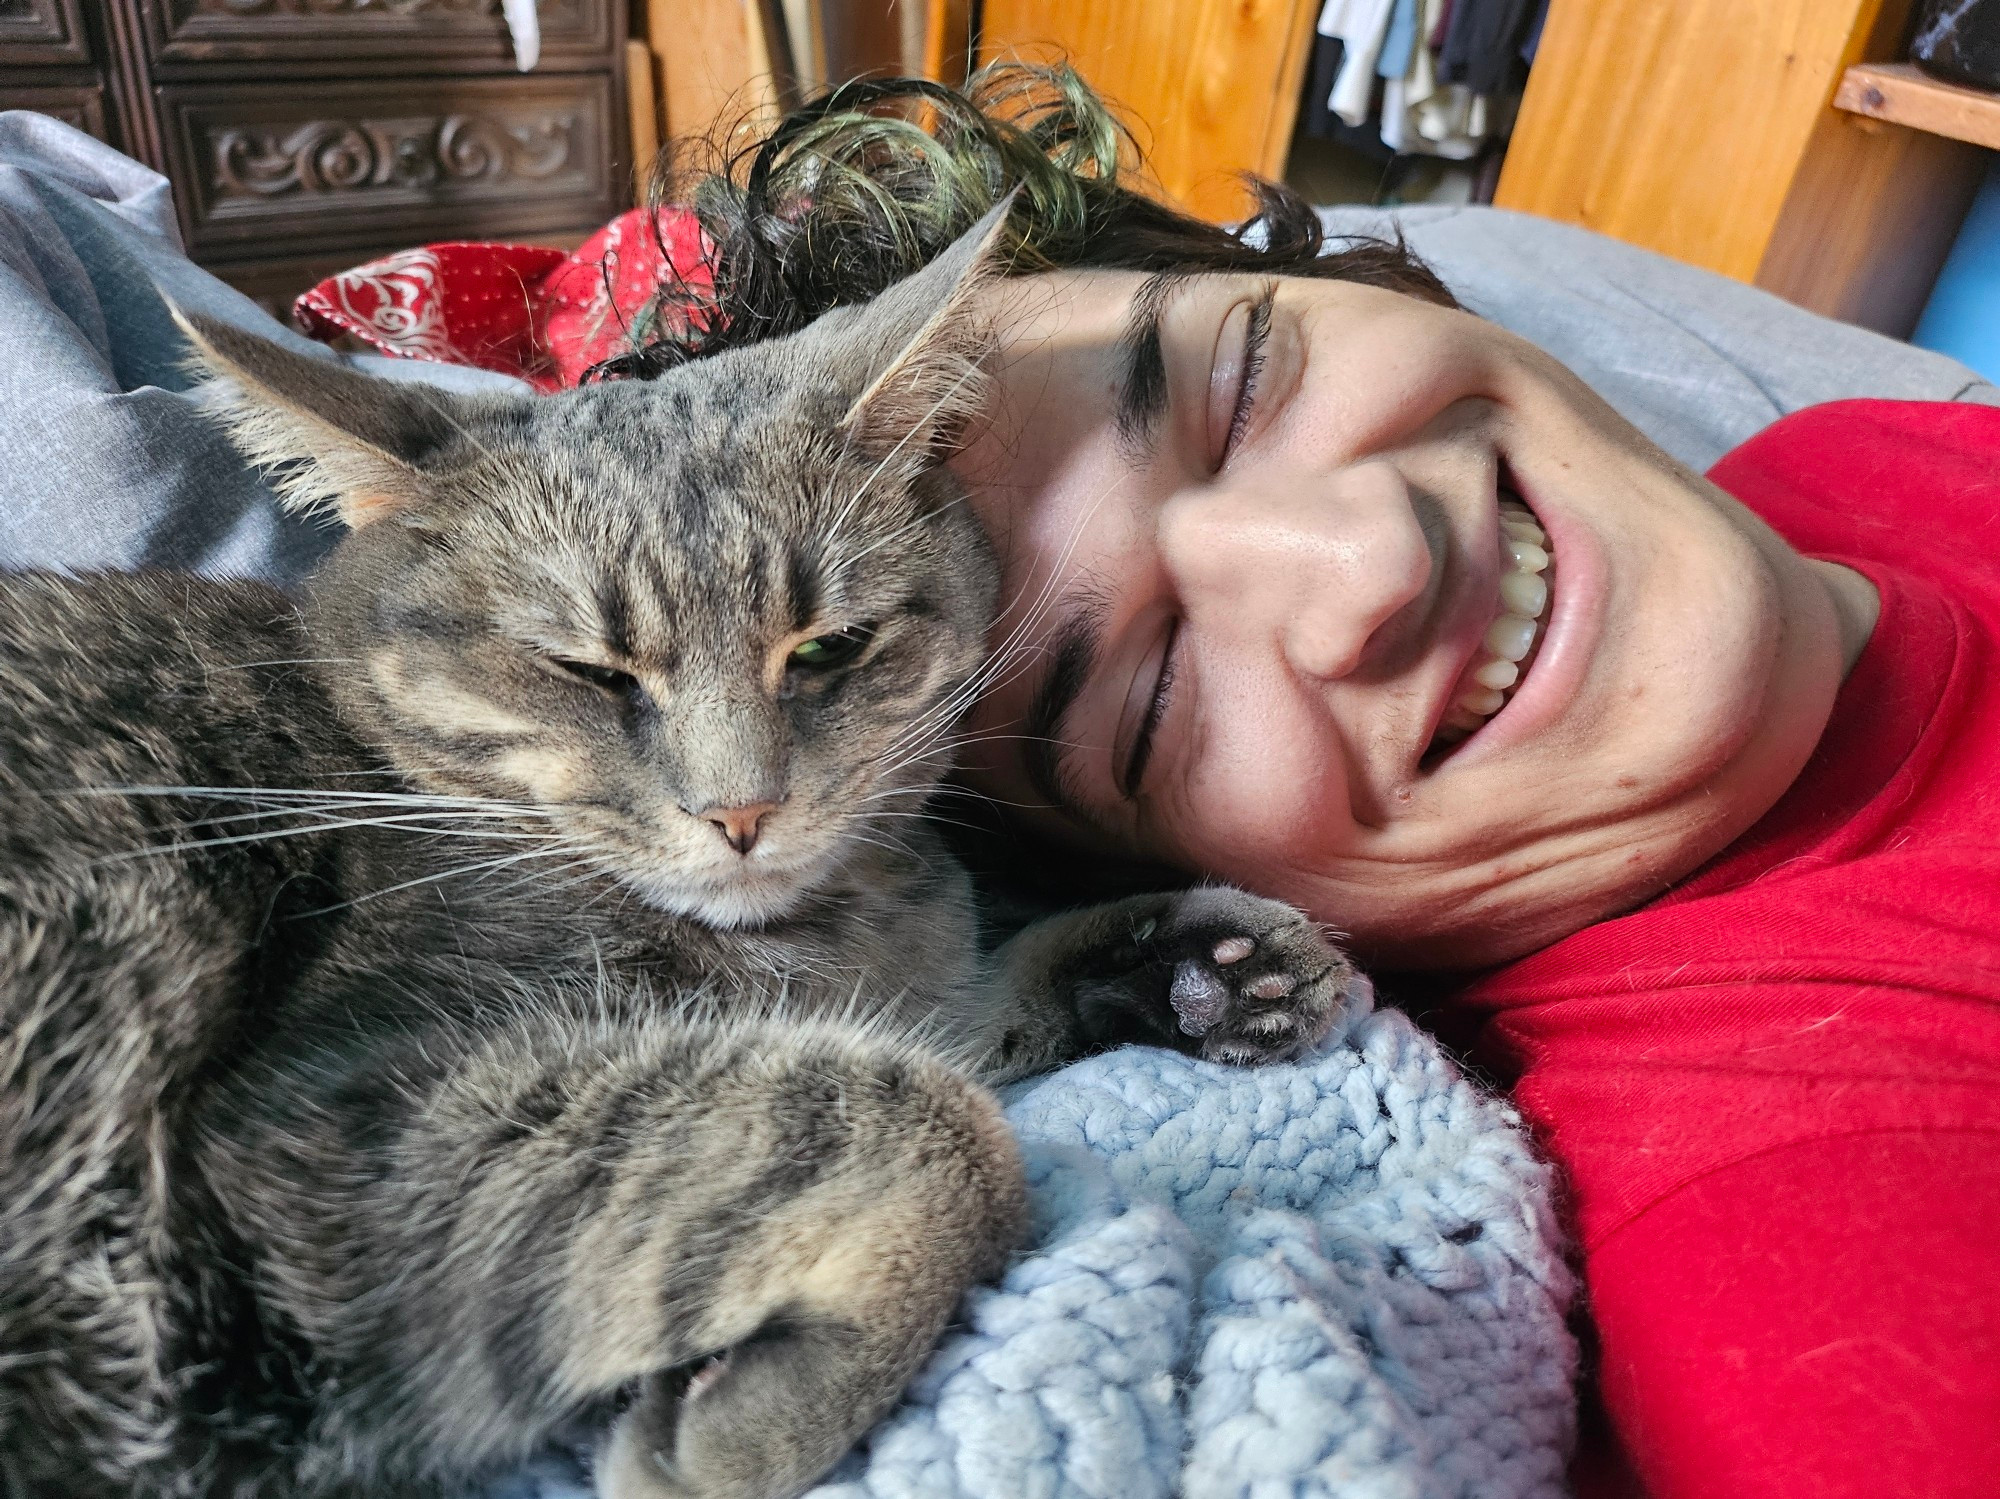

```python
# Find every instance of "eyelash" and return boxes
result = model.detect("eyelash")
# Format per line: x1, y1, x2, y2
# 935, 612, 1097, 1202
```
1223, 292, 1274, 462
1122, 623, 1180, 799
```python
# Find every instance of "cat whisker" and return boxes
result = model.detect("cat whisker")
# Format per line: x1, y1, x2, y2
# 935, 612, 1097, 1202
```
57, 784, 549, 817
873, 496, 1109, 766
299, 840, 604, 915
211, 657, 362, 671
92, 811, 572, 865
826, 361, 986, 543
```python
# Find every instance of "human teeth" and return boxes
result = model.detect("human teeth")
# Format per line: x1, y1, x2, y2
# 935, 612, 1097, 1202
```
1427, 497, 1557, 759
1505, 538, 1550, 573
1484, 614, 1537, 662
1499, 570, 1548, 618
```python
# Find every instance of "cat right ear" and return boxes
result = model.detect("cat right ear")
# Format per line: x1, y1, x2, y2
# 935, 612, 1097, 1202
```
835, 191, 1021, 465
174, 309, 480, 529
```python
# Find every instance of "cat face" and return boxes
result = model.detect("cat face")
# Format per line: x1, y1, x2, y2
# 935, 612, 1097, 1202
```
184, 205, 1009, 926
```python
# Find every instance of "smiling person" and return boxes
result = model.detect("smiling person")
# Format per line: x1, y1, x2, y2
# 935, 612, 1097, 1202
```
617, 66, 2000, 1499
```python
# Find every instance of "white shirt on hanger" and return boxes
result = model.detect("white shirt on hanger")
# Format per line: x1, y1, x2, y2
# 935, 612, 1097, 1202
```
1317, 0, 1398, 129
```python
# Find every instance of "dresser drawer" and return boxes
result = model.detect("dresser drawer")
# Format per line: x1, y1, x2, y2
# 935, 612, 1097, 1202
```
140, 0, 611, 72
161, 73, 619, 260
0, 79, 106, 133
0, 0, 89, 66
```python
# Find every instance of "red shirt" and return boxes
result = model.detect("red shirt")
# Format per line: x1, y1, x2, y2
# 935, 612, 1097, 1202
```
1452, 401, 2000, 1498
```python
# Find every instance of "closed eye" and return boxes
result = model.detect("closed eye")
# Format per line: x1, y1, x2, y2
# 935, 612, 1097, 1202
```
548, 656, 640, 696
1221, 289, 1274, 465
1120, 620, 1180, 798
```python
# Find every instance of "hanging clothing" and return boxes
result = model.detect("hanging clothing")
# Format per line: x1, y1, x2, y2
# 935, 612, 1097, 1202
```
1376, 0, 1421, 79
1380, 0, 1490, 158
1440, 0, 1538, 94
1521, 0, 1550, 65
1316, 0, 1398, 128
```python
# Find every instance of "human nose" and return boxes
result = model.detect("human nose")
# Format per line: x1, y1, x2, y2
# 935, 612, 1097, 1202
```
1161, 460, 1433, 681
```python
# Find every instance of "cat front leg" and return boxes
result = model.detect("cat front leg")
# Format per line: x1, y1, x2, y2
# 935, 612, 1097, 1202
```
586, 1037, 1023, 1499
212, 1004, 1025, 1499
983, 886, 1368, 1078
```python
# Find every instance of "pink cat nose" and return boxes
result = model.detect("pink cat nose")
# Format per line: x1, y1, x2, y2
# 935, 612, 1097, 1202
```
699, 801, 779, 855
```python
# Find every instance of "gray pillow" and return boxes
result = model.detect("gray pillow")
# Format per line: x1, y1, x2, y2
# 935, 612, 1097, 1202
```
1322, 203, 2000, 472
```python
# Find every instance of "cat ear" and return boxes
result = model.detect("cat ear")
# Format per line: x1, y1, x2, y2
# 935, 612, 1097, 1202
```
837, 191, 1019, 462
174, 309, 479, 529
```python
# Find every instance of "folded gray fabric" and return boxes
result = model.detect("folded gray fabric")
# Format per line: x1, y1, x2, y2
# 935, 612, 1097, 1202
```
1323, 203, 2000, 472
0, 111, 524, 588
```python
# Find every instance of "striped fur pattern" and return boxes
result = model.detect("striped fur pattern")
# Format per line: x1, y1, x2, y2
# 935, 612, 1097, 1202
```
0, 208, 1357, 1498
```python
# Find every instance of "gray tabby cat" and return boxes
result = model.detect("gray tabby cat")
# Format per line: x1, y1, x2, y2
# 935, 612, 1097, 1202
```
0, 206, 1357, 1499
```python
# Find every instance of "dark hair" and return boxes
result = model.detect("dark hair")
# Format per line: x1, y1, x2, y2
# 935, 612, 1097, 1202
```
588, 63, 1456, 383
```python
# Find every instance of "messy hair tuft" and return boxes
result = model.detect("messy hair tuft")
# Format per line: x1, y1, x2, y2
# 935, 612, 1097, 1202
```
590, 62, 1457, 383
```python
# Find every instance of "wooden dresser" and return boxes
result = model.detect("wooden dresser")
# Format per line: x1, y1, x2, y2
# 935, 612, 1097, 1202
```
1, 0, 631, 310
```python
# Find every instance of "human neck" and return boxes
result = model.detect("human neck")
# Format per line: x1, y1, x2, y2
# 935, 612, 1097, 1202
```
1809, 559, 1880, 679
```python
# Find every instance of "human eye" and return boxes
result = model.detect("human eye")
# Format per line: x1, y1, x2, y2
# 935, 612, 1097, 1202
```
1207, 284, 1275, 469
1113, 616, 1180, 799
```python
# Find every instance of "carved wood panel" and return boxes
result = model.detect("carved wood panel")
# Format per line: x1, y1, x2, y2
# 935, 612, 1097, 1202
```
162, 74, 617, 258
143, 0, 609, 68
0, 0, 90, 65
1, 79, 107, 134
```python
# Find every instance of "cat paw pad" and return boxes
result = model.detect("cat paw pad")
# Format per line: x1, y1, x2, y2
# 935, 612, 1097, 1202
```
1120, 886, 1365, 1065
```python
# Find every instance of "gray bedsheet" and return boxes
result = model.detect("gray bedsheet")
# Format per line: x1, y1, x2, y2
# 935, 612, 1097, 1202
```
1, 109, 1991, 589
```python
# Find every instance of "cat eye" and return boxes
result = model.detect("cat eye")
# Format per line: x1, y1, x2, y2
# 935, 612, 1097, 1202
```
787, 624, 877, 672
548, 656, 640, 697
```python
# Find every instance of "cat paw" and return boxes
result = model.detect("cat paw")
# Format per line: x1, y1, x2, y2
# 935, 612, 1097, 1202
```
1082, 886, 1367, 1065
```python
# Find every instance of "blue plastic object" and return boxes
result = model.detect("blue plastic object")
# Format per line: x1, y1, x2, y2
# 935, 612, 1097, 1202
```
1914, 157, 2000, 381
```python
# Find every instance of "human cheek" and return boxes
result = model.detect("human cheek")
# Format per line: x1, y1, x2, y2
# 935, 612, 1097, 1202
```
1162, 681, 1354, 884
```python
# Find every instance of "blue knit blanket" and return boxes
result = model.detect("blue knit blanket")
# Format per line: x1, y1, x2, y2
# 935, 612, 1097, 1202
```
496, 988, 1578, 1499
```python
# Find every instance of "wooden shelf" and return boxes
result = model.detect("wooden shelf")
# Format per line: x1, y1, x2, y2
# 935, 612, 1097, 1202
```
1836, 62, 2000, 151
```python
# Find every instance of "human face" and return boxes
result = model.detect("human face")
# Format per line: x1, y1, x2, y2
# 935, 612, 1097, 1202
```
952, 269, 1872, 969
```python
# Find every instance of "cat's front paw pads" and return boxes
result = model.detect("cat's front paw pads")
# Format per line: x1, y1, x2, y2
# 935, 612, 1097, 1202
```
1138, 887, 1365, 1065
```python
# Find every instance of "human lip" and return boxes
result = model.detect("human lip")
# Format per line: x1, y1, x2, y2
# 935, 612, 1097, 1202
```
1437, 466, 1604, 769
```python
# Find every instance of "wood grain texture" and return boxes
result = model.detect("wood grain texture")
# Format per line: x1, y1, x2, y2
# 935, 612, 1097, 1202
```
626, 36, 661, 188
1836, 61, 2000, 151
0, 0, 87, 65
978, 0, 1321, 222
1755, 110, 1983, 337
1495, 0, 1902, 283
921, 0, 973, 85
650, 0, 780, 150
161, 73, 616, 256
1753, 0, 1976, 336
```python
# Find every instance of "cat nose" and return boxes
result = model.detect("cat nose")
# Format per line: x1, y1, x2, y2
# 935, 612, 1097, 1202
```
697, 801, 780, 855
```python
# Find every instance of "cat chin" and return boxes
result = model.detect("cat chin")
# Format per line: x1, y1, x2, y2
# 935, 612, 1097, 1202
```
617, 861, 828, 929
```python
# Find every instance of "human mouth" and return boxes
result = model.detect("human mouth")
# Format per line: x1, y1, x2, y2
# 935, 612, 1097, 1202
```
1428, 494, 1552, 757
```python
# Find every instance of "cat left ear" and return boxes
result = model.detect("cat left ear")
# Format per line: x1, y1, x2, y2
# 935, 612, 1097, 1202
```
174, 309, 484, 529
837, 191, 1020, 463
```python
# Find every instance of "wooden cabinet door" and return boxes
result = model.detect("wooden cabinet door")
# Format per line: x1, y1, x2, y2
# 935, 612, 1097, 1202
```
978, 0, 1320, 222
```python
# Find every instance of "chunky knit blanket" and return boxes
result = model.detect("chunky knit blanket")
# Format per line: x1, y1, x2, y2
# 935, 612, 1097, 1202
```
495, 987, 1578, 1499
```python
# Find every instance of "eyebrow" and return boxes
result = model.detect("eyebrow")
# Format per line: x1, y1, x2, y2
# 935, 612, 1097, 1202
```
1113, 270, 1190, 461
1021, 582, 1114, 825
